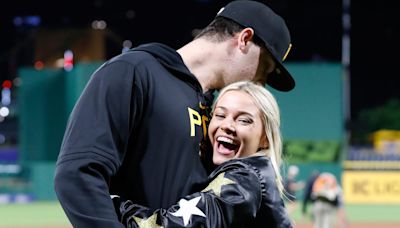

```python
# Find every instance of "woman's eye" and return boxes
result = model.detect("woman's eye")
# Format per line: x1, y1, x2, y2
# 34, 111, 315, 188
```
214, 114, 225, 118
238, 118, 252, 124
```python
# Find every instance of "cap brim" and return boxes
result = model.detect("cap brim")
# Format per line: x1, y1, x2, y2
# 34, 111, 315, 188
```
266, 61, 295, 92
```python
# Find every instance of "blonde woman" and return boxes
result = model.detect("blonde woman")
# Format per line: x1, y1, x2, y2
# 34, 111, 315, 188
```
115, 81, 292, 227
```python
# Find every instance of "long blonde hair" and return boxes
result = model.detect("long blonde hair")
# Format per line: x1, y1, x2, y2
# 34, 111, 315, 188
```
212, 81, 284, 195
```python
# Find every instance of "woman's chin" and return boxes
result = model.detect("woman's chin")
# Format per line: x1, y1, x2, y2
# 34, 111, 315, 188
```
213, 153, 233, 165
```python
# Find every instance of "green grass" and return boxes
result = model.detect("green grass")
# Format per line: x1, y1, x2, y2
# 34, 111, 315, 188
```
0, 201, 400, 226
291, 203, 400, 223
343, 204, 400, 222
0, 201, 70, 226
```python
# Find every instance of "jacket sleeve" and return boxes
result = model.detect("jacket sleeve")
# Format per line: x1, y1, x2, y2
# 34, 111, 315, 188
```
118, 161, 262, 227
54, 60, 143, 228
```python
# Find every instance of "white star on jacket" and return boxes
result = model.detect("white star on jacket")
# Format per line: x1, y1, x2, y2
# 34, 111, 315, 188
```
170, 196, 206, 226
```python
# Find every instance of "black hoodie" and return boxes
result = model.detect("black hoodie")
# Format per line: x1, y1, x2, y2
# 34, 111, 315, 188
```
54, 43, 213, 228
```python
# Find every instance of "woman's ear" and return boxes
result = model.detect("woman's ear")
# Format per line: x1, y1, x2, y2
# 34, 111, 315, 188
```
259, 136, 269, 150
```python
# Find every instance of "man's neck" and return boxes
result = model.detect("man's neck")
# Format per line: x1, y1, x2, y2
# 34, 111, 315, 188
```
177, 39, 229, 92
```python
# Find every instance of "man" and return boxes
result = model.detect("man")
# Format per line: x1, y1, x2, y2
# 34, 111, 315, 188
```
54, 1, 295, 227
311, 172, 347, 228
284, 165, 305, 216
302, 170, 320, 218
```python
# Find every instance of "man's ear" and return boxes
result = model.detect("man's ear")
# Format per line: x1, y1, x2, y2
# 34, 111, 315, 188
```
237, 28, 255, 51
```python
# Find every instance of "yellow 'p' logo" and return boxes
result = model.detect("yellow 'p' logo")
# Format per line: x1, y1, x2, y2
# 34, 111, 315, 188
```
188, 108, 201, 137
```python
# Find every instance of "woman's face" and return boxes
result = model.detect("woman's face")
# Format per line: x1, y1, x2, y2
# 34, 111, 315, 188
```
208, 90, 268, 165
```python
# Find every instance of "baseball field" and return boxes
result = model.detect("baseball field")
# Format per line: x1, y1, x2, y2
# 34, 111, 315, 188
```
0, 201, 399, 227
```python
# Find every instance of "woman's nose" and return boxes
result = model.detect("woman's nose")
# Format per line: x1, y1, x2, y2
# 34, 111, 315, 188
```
220, 119, 235, 133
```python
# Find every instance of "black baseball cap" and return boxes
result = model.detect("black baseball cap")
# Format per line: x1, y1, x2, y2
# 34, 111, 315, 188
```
216, 0, 295, 91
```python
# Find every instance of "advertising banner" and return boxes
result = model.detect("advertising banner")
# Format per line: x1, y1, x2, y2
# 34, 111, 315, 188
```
343, 171, 400, 204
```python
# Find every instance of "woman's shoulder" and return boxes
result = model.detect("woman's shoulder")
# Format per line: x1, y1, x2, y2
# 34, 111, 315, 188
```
212, 156, 275, 185
227, 156, 282, 198
213, 155, 269, 171
238, 156, 275, 180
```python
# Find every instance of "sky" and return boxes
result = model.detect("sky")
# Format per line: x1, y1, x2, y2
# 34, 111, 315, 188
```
1, 0, 399, 120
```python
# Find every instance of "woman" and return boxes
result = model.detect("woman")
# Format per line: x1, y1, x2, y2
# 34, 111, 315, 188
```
115, 81, 292, 227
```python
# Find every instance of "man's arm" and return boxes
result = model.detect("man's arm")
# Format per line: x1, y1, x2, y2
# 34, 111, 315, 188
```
54, 61, 139, 227
55, 155, 123, 227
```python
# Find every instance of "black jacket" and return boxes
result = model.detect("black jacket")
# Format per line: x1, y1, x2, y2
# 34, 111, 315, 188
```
54, 43, 213, 228
118, 155, 293, 228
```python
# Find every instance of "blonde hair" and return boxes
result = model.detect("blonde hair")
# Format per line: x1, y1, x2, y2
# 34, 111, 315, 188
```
212, 81, 284, 195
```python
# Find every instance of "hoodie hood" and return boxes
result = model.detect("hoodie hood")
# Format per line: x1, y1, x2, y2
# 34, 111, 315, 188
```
131, 42, 215, 111
132, 43, 203, 92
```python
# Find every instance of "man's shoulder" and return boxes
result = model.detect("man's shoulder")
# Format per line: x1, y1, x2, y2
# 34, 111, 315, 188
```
108, 49, 157, 66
